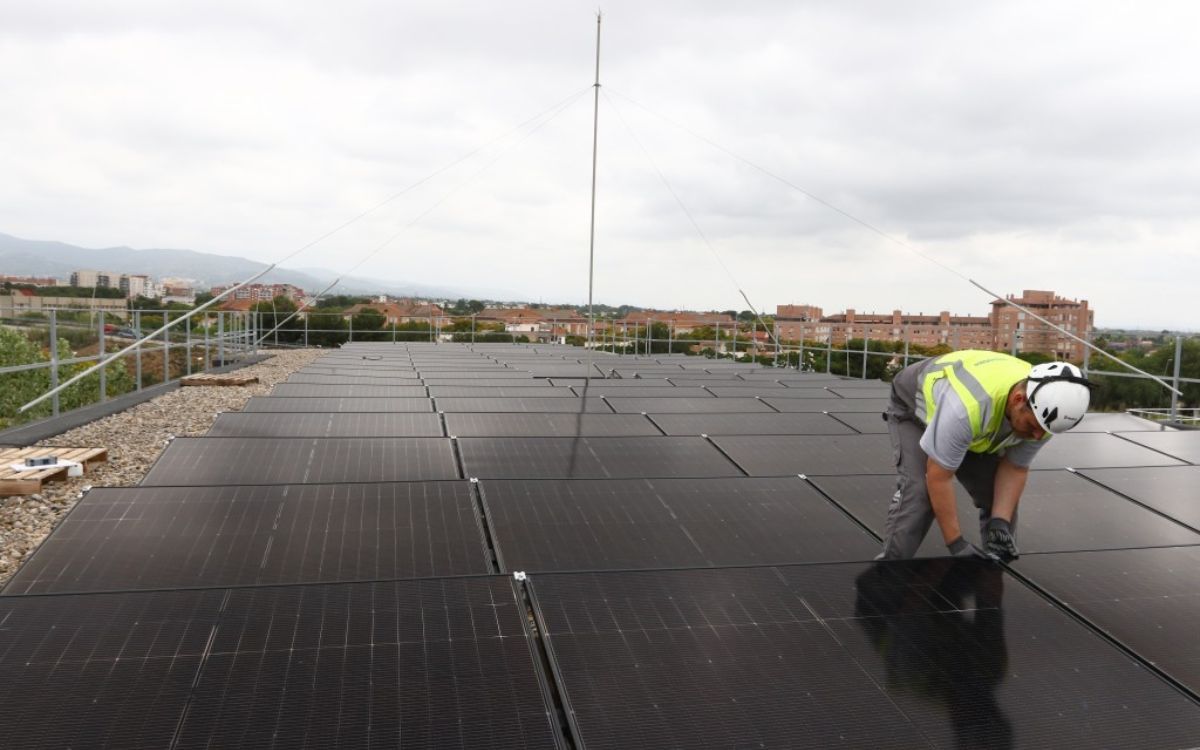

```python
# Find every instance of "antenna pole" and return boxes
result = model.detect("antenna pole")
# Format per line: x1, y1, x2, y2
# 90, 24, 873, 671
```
586, 11, 602, 350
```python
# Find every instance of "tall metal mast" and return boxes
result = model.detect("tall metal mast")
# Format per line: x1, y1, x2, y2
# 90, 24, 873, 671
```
586, 12, 602, 349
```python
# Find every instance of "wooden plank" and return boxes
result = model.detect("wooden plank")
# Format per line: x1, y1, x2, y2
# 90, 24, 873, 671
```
0, 447, 108, 496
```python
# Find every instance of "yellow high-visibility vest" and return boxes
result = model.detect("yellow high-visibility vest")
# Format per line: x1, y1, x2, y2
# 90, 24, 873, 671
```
917, 350, 1031, 454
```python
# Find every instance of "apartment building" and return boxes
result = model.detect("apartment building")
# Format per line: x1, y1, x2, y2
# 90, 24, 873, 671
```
618, 310, 736, 334
991, 289, 1093, 360
0, 275, 60, 286
210, 283, 306, 302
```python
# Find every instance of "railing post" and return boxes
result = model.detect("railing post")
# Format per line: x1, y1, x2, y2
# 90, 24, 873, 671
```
49, 309, 60, 416
163, 311, 170, 383
349, 315, 353, 343
185, 315, 192, 376
471, 314, 476, 344
1170, 335, 1182, 423
1082, 329, 1091, 378
303, 313, 309, 348
98, 314, 107, 403
903, 325, 910, 369
862, 332, 869, 380
715, 320, 720, 358
826, 332, 832, 374
203, 318, 209, 372
798, 324, 804, 371
135, 310, 143, 389
218, 311, 225, 365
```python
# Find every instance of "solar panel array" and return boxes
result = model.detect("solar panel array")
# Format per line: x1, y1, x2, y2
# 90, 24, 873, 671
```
4, 342, 1199, 747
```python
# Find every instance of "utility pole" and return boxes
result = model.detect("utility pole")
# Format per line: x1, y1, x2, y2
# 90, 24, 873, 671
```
585, 12, 602, 351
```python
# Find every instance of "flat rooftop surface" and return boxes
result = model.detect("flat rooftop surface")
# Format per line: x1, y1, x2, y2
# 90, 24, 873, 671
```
3, 342, 1198, 748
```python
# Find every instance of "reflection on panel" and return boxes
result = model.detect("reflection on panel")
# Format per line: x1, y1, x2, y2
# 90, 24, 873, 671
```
458, 436, 742, 479
712, 434, 894, 475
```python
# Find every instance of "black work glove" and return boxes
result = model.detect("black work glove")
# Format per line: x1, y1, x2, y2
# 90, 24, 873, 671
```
947, 536, 997, 561
984, 518, 1019, 562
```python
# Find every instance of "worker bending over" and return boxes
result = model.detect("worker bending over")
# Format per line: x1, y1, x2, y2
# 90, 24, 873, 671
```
880, 351, 1094, 561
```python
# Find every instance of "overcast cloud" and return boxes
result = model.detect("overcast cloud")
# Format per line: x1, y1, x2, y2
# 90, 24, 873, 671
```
2, 1, 1198, 328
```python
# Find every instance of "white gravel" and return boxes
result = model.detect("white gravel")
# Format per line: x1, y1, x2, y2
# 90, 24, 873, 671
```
0, 348, 322, 586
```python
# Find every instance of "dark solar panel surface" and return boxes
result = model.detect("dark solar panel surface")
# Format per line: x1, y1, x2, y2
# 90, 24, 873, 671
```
529, 562, 1200, 749
713, 434, 894, 475
288, 373, 420, 385
5, 482, 488, 593
209, 412, 444, 437
141, 437, 459, 485
648, 412, 855, 436
1079, 466, 1200, 530
436, 397, 612, 413
1115, 430, 1200, 463
243, 396, 434, 412
445, 413, 660, 437
606, 396, 773, 413
1063, 412, 1176, 432
428, 385, 568, 398
297, 367, 417, 378
458, 436, 742, 479
1031, 432, 1188, 469
270, 383, 429, 397
1017, 546, 1200, 696
554, 378, 674, 388
0, 589, 224, 749
824, 386, 891, 398
810, 470, 1200, 557
176, 578, 560, 749
573, 385, 713, 398
766, 396, 891, 412
826, 410, 889, 433
481, 477, 880, 571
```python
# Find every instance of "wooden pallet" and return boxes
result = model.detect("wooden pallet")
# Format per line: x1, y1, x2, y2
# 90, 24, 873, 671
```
181, 372, 259, 387
0, 447, 109, 496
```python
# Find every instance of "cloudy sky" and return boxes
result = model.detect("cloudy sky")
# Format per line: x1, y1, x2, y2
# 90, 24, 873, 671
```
2, 1, 1198, 329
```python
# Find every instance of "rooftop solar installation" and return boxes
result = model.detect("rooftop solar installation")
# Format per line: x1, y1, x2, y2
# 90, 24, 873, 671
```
606, 396, 774, 413
209, 412, 444, 437
765, 396, 891, 413
480, 477, 880, 571
810, 470, 1200, 557
445, 413, 660, 437
4, 482, 488, 593
0, 589, 226, 749
1030, 432, 1189, 469
1114, 430, 1200, 463
270, 383, 429, 397
141, 437, 459, 485
528, 562, 1200, 749
1017, 546, 1200, 696
435, 396, 613, 413
9, 341, 1198, 746
458, 436, 743, 479
1070, 412, 1178, 432
176, 578, 561, 749
1079, 465, 1200, 530
243, 396, 434, 412
713, 433, 894, 475
648, 412, 856, 436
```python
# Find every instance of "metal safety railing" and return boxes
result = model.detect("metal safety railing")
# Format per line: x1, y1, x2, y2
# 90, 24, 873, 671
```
0, 308, 258, 424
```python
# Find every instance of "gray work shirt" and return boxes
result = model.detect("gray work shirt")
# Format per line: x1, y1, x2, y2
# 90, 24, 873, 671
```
920, 378, 1044, 471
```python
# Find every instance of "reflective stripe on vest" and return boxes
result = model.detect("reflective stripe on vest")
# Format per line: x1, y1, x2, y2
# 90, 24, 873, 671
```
916, 351, 1032, 454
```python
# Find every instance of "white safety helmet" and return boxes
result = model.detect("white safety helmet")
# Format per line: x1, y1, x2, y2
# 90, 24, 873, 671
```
1026, 361, 1094, 434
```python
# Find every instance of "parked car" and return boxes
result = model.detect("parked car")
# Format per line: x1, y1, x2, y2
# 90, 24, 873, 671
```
113, 328, 139, 339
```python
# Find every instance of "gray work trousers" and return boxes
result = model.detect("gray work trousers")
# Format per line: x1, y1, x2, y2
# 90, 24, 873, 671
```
878, 402, 1019, 560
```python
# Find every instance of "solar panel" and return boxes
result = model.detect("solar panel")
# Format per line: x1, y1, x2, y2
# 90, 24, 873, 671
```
435, 397, 612, 413
298, 367, 418, 377
1031, 432, 1188, 469
605, 397, 773, 414
173, 578, 561, 748
1114, 431, 1200, 464
1079, 466, 1200, 530
458, 436, 742, 479
712, 434, 894, 475
270, 383, 429, 397
427, 385, 566, 398
208, 412, 444, 437
758, 387, 840, 398
553, 378, 674, 388
766, 397, 891, 413
573, 385, 713, 398
288, 373, 420, 384
824, 387, 891, 398
242, 396, 434, 412
4, 482, 489, 593
445, 413, 661, 437
479, 477, 880, 571
527, 563, 1200, 749
648, 412, 855, 436
1017, 547, 1200, 697
809, 470, 1200, 557
141, 437, 459, 485
1071, 413, 1179, 432
421, 376, 541, 387
826, 411, 890, 434
0, 589, 225, 748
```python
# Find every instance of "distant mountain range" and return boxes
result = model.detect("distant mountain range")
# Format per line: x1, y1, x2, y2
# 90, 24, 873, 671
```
0, 232, 508, 300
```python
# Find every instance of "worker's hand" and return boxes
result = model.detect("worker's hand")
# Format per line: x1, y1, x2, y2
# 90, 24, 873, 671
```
984, 518, 1019, 562
947, 536, 998, 561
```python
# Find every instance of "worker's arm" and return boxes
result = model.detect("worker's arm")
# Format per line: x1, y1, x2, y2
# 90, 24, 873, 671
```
990, 457, 1029, 523
926, 457, 962, 544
